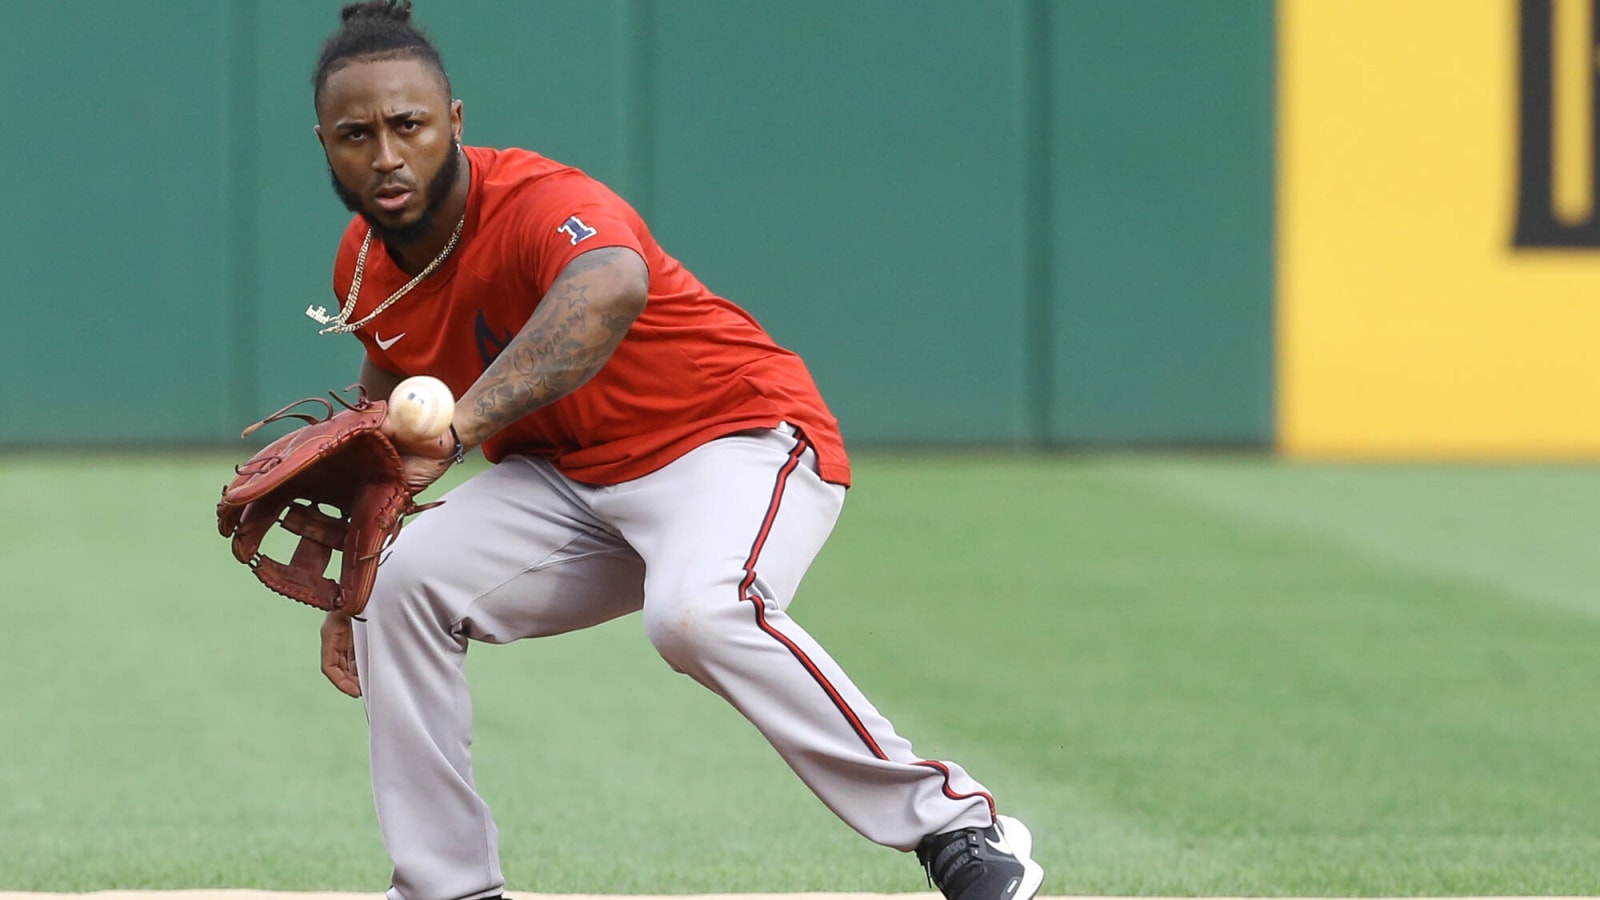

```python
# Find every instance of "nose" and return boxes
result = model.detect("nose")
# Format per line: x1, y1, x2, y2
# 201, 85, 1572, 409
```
371, 132, 404, 174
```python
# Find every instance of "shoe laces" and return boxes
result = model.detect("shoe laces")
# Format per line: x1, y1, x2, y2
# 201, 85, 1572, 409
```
917, 827, 987, 896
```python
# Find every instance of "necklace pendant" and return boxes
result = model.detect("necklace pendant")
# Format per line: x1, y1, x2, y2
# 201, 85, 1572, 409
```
305, 304, 336, 325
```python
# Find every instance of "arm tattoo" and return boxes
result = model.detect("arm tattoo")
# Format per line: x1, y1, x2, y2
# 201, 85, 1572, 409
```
465, 247, 643, 441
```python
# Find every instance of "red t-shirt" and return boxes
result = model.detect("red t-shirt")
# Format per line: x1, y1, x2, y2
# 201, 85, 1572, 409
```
331, 145, 850, 487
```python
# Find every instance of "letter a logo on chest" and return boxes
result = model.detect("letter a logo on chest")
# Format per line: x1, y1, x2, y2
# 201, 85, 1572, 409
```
557, 215, 598, 245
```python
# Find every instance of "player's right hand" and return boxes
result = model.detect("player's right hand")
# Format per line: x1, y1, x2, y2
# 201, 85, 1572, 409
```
320, 610, 362, 698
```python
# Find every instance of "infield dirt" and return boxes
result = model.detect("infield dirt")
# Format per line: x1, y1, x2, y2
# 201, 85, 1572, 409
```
2, 893, 1594, 900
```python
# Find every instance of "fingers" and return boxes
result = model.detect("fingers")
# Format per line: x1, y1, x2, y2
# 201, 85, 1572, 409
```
324, 665, 361, 698
320, 613, 363, 699
393, 425, 455, 459
323, 650, 361, 698
402, 454, 453, 494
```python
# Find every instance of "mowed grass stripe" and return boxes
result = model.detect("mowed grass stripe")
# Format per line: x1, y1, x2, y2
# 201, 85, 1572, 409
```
799, 457, 1600, 895
1120, 460, 1600, 620
1, 455, 1597, 893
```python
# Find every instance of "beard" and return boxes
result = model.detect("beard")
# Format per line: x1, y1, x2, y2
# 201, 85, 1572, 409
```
329, 142, 462, 247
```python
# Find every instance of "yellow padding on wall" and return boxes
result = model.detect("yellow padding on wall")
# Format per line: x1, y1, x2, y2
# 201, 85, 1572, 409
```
1278, 0, 1600, 458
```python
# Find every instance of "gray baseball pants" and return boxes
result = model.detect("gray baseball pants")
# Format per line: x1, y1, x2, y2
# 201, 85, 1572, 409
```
353, 424, 997, 900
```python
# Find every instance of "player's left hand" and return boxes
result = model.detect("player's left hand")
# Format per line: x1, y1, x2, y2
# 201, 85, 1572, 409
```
399, 452, 454, 494
380, 415, 458, 494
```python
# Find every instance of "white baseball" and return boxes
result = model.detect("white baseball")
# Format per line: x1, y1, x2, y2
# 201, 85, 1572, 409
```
388, 375, 456, 443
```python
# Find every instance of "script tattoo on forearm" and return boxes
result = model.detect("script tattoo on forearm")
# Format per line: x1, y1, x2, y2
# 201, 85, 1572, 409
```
468, 248, 641, 437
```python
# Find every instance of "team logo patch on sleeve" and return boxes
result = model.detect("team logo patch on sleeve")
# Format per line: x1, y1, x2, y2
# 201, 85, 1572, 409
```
557, 215, 598, 245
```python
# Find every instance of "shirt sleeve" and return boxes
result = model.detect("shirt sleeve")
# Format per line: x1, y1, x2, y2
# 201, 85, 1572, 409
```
514, 170, 648, 298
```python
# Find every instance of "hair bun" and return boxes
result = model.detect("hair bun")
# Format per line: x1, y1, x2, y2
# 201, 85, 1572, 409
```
339, 0, 413, 24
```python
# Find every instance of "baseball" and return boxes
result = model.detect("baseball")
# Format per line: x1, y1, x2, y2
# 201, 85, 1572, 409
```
388, 375, 456, 443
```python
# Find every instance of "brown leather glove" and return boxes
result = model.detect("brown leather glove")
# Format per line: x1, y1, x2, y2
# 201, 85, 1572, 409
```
216, 388, 424, 615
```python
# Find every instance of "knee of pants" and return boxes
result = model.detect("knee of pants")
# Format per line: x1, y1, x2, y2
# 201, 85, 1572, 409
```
640, 571, 756, 672
365, 538, 457, 636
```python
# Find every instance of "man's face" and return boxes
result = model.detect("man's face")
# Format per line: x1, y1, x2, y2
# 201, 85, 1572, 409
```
315, 56, 463, 246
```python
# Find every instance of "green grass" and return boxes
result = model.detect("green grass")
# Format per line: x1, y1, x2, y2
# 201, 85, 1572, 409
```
1, 453, 1598, 894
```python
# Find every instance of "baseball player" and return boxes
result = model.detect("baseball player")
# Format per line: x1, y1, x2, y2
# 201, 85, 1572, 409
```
307, 4, 1045, 900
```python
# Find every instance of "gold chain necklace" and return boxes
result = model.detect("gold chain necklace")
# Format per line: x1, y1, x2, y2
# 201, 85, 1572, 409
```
305, 214, 465, 335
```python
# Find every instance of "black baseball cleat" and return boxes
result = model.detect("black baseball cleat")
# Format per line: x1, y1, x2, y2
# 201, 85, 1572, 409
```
916, 814, 1045, 900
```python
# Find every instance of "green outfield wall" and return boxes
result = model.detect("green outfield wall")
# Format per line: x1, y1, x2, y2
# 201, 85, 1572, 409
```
0, 0, 1274, 447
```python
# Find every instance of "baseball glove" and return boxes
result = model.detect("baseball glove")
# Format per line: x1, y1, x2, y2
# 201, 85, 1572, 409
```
216, 387, 426, 615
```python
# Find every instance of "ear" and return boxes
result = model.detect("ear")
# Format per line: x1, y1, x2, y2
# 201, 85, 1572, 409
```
450, 98, 464, 143
313, 123, 325, 149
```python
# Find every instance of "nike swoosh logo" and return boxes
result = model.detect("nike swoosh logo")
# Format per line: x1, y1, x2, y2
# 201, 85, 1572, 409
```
375, 332, 406, 351
986, 834, 1012, 855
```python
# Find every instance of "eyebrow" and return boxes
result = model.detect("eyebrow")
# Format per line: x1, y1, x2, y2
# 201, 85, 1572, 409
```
334, 109, 430, 131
